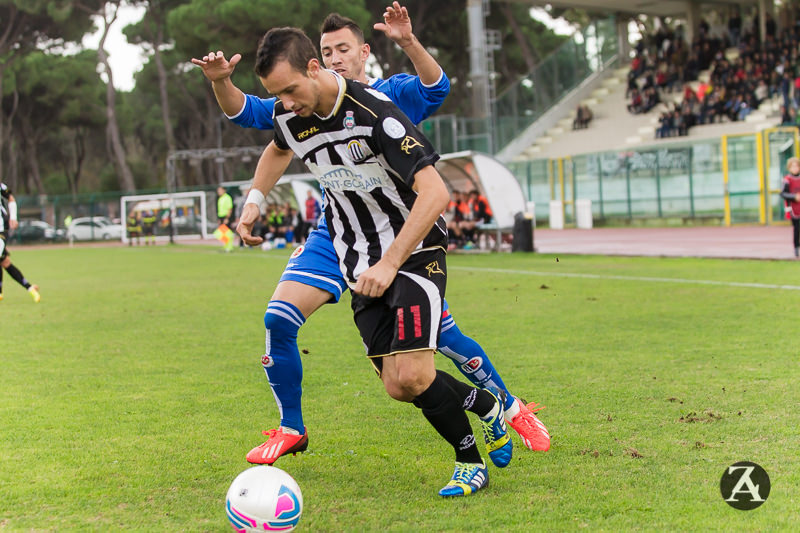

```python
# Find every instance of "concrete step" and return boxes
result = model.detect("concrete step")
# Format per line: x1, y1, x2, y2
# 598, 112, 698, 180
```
558, 117, 574, 129
745, 112, 767, 123
592, 87, 610, 98
581, 97, 599, 106
625, 135, 642, 144
523, 145, 541, 155
602, 77, 622, 87
638, 125, 656, 135
548, 126, 565, 136
536, 136, 553, 145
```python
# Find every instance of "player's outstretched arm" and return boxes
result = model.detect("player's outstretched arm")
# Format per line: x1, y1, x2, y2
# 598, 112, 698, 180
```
374, 1, 442, 86
238, 142, 294, 246
354, 165, 449, 298
191, 51, 246, 117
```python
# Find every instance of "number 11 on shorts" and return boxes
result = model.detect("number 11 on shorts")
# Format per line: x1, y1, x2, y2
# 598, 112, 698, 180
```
397, 305, 422, 340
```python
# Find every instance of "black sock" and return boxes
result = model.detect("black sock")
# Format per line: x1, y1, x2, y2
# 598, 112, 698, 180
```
436, 370, 496, 418
413, 372, 483, 464
5, 264, 31, 289
0, 265, 3, 292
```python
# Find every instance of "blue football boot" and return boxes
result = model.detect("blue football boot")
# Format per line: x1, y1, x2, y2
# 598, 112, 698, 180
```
480, 387, 513, 467
438, 461, 488, 497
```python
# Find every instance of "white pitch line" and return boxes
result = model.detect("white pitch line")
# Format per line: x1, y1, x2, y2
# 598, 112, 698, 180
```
449, 266, 800, 291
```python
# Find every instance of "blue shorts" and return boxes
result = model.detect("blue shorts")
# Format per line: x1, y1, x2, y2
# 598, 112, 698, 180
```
279, 227, 347, 303
279, 226, 453, 311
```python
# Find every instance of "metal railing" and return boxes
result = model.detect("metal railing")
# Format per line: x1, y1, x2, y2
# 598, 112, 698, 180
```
422, 15, 619, 155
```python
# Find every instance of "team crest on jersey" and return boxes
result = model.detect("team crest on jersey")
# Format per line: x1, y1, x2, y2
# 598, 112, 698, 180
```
343, 110, 355, 129
290, 245, 305, 258
261, 354, 274, 367
347, 140, 367, 162
400, 136, 423, 154
297, 126, 319, 140
425, 260, 444, 277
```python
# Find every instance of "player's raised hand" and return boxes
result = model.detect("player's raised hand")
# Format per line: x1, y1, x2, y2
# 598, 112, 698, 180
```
374, 2, 414, 48
236, 203, 264, 246
191, 51, 242, 82
353, 260, 398, 298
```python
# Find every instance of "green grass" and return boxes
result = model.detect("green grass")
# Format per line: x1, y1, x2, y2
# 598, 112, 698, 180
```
1, 244, 798, 531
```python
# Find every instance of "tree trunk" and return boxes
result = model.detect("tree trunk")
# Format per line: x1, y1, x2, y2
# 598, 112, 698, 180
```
152, 22, 176, 154
97, 4, 136, 192
499, 3, 538, 72
19, 119, 44, 194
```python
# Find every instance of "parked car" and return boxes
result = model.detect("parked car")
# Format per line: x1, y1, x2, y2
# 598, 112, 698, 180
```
15, 220, 66, 243
67, 216, 124, 241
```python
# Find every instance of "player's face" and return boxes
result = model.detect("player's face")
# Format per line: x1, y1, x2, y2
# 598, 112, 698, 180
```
320, 28, 369, 82
261, 59, 321, 118
790, 161, 800, 175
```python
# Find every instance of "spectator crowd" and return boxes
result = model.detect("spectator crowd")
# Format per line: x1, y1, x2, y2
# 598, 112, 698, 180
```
625, 9, 800, 138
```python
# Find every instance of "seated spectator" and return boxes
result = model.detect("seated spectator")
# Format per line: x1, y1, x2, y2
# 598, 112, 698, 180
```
572, 104, 593, 129
627, 88, 644, 114
458, 190, 493, 246
446, 190, 469, 249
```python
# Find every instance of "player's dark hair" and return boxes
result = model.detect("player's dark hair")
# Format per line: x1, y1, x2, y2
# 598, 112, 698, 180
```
320, 13, 365, 43
255, 27, 318, 78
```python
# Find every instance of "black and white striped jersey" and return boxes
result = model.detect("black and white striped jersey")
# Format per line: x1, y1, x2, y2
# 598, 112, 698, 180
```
272, 73, 447, 287
0, 182, 11, 233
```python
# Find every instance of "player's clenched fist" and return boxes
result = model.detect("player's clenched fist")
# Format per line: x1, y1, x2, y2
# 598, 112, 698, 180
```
353, 261, 398, 298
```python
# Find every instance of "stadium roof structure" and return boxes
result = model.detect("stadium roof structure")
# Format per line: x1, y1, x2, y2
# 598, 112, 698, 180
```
515, 0, 756, 18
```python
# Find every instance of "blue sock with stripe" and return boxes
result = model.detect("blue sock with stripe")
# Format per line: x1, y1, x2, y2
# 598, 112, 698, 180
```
438, 311, 515, 410
262, 300, 306, 433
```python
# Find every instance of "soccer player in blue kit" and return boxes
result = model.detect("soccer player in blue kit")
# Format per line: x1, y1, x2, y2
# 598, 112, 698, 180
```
192, 3, 549, 465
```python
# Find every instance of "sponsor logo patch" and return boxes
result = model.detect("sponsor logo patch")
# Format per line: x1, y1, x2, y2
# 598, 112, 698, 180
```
383, 117, 406, 139
297, 126, 319, 140
461, 357, 482, 374
290, 245, 305, 258
425, 260, 444, 277
400, 135, 422, 154
347, 139, 366, 162
458, 434, 476, 450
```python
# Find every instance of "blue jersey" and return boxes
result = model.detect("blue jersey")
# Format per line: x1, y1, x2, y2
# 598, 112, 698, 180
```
228, 69, 450, 231
228, 70, 449, 130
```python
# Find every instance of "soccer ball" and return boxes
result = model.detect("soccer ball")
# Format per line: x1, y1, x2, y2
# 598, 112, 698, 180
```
225, 466, 303, 532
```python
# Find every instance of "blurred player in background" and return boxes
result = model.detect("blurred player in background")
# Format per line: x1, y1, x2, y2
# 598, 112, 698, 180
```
0, 182, 41, 302
781, 157, 800, 257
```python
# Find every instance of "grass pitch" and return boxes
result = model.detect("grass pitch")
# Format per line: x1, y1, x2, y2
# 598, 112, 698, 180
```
1, 244, 798, 531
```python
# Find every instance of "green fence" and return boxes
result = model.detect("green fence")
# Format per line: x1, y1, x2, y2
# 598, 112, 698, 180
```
508, 128, 799, 227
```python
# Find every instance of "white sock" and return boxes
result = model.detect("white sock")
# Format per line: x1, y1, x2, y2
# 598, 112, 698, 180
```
504, 398, 522, 422
280, 426, 300, 435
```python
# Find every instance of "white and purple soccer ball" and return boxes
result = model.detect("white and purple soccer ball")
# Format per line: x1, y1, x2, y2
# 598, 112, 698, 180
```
226, 466, 303, 532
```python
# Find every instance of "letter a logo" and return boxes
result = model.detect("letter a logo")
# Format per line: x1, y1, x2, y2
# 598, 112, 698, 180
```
720, 461, 770, 510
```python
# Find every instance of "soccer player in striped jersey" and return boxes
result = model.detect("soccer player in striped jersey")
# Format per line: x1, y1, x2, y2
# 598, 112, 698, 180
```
192, 4, 549, 466
0, 182, 41, 303
243, 26, 515, 497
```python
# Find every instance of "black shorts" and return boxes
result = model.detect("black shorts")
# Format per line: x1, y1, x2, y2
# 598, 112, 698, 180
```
350, 248, 447, 374
0, 232, 8, 261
